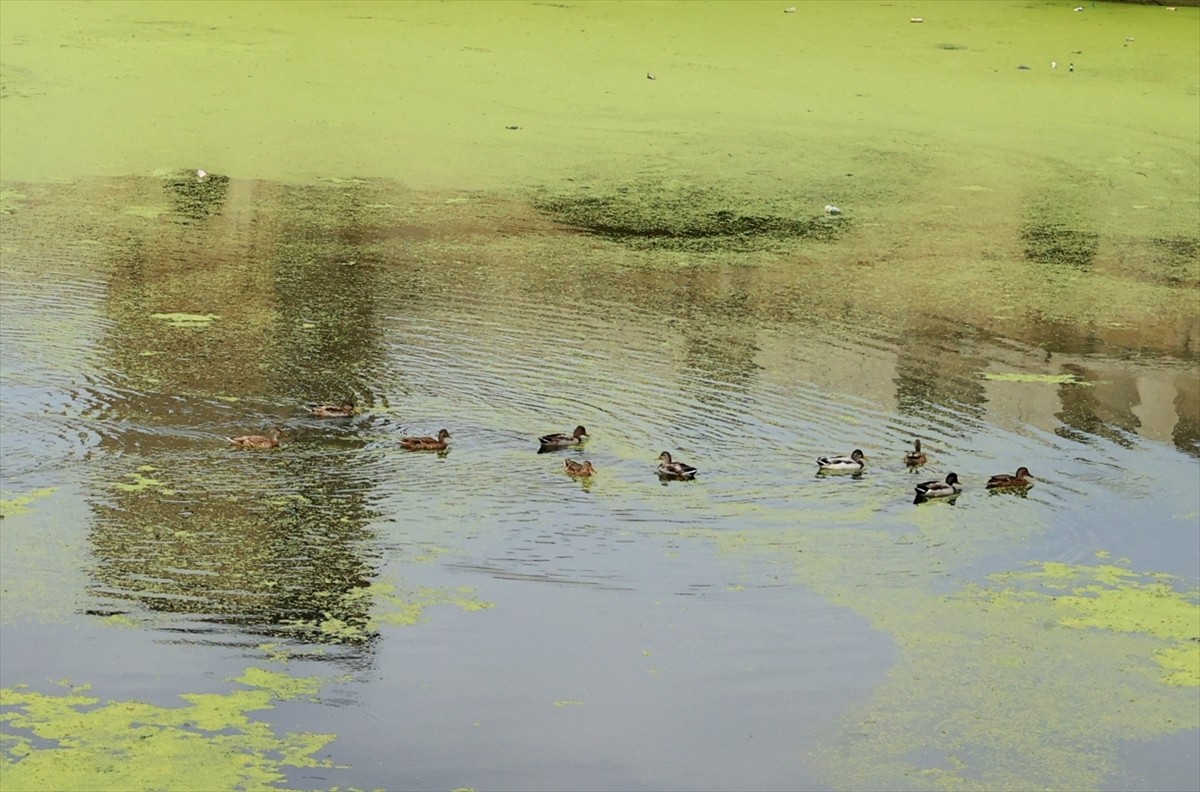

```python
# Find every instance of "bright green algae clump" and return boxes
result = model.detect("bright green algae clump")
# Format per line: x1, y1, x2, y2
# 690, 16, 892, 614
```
0, 670, 337, 792
0, 488, 58, 519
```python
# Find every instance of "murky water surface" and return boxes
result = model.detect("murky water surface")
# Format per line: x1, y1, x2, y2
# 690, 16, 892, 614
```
1, 3, 1198, 791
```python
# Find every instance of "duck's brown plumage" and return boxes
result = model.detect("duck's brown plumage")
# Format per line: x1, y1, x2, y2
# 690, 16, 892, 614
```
400, 428, 451, 451
986, 466, 1033, 489
309, 402, 355, 418
229, 429, 282, 449
657, 451, 697, 480
564, 459, 596, 477
904, 440, 927, 466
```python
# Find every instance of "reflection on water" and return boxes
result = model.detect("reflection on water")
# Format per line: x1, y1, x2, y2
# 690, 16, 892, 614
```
1, 175, 1197, 790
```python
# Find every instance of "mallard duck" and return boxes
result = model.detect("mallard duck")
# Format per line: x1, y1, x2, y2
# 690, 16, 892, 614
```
564, 459, 596, 478
657, 451, 697, 480
914, 472, 962, 499
228, 428, 282, 449
538, 425, 588, 452
309, 402, 355, 418
817, 449, 866, 472
904, 440, 927, 466
986, 467, 1033, 490
400, 428, 450, 451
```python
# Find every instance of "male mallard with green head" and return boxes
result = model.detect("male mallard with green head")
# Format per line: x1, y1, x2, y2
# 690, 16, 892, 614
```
914, 472, 961, 500
817, 449, 866, 472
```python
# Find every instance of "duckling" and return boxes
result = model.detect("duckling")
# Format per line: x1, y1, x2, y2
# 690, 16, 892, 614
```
817, 449, 866, 472
657, 451, 697, 480
914, 472, 962, 499
399, 428, 451, 451
564, 459, 596, 478
538, 425, 588, 452
986, 467, 1034, 490
228, 428, 283, 449
309, 402, 355, 418
904, 440, 927, 466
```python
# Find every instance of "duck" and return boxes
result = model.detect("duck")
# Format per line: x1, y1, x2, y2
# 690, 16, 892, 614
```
309, 402, 355, 418
399, 428, 451, 451
657, 451, 697, 480
228, 428, 283, 449
904, 440, 927, 466
914, 472, 962, 499
986, 467, 1034, 490
817, 449, 866, 472
538, 425, 588, 452
564, 459, 596, 478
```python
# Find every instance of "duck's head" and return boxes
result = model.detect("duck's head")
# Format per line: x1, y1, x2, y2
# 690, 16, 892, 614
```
1014, 466, 1032, 478
851, 449, 866, 461
574, 425, 588, 439
658, 451, 673, 463
945, 472, 960, 485
436, 429, 451, 441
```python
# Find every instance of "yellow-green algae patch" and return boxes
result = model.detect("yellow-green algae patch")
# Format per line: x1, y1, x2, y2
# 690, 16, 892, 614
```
969, 562, 1200, 686
0, 671, 339, 792
111, 466, 176, 495
0, 487, 58, 519
149, 312, 220, 328
283, 582, 494, 644
706, 521, 1199, 791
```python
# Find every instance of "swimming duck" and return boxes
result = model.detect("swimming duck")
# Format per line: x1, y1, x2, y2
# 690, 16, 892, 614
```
400, 428, 451, 451
657, 451, 697, 480
986, 467, 1034, 490
538, 425, 588, 452
817, 449, 866, 472
564, 459, 596, 478
914, 472, 962, 499
228, 429, 282, 449
904, 440, 927, 466
309, 402, 355, 418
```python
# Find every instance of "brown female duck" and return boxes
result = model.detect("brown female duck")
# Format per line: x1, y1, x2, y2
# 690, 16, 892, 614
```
986, 466, 1034, 490
538, 425, 588, 452
400, 428, 451, 451
564, 459, 596, 478
657, 451, 698, 480
228, 428, 283, 449
309, 402, 355, 418
904, 440, 927, 466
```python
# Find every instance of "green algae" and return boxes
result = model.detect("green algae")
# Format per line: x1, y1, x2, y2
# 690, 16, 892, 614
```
149, 312, 220, 328
111, 466, 175, 495
0, 672, 338, 792
282, 582, 494, 644
0, 487, 57, 519
232, 667, 327, 701
972, 562, 1200, 686
707, 520, 1199, 791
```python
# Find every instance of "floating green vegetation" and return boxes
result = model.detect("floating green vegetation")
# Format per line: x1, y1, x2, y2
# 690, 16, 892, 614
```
970, 561, 1200, 687
0, 670, 338, 791
121, 205, 168, 219
111, 466, 176, 495
535, 178, 848, 253
0, 487, 58, 519
707, 524, 1199, 791
149, 312, 221, 328
283, 582, 493, 644
1021, 216, 1100, 270
981, 372, 1083, 384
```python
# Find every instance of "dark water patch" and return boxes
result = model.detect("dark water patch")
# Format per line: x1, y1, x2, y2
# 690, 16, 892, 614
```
534, 179, 849, 252
1150, 234, 1200, 288
1021, 213, 1100, 270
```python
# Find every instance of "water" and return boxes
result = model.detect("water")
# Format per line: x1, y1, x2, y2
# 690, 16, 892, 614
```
2, 1, 1198, 788
1, 174, 1196, 791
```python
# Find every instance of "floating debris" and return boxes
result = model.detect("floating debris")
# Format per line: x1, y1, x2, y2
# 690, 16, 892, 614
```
196, 169, 208, 180
646, 72, 656, 80
824, 204, 842, 216
784, 6, 796, 13
1052, 61, 1058, 69
1018, 64, 1031, 70
505, 125, 521, 130
910, 17, 923, 23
